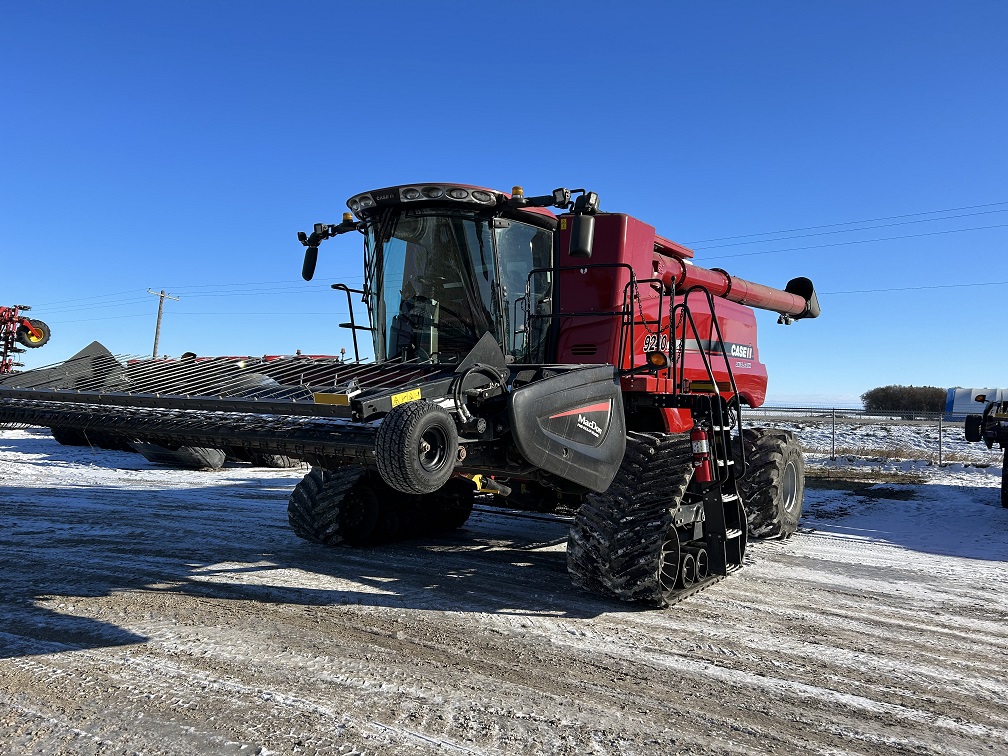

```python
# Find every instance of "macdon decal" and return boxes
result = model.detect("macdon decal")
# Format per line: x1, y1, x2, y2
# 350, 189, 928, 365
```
548, 401, 611, 440
577, 414, 604, 439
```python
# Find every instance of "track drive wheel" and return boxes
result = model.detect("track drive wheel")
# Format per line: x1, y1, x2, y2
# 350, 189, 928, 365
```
376, 400, 458, 495
15, 319, 51, 348
733, 428, 805, 539
288, 466, 409, 546
567, 432, 694, 606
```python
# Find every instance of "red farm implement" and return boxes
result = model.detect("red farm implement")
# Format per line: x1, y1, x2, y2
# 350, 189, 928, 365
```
0, 305, 51, 374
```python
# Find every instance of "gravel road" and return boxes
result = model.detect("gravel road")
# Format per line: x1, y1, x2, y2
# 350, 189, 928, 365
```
1, 428, 1007, 755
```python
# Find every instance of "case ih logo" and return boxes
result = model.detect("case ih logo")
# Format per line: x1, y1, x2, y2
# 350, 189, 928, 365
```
374, 191, 398, 203
729, 343, 754, 360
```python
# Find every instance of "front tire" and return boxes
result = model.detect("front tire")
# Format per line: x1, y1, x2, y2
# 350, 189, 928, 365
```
733, 428, 805, 539
375, 400, 458, 495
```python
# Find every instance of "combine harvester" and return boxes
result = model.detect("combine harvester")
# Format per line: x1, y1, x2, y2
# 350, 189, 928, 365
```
0, 183, 819, 606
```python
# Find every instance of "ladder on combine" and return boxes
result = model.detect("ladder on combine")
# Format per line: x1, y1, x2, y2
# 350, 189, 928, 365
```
662, 285, 748, 580
612, 277, 748, 598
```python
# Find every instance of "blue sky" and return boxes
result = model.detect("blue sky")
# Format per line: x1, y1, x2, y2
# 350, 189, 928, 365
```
2, 1, 1006, 406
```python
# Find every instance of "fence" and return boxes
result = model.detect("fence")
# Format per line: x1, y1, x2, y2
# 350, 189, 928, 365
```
746, 406, 1003, 467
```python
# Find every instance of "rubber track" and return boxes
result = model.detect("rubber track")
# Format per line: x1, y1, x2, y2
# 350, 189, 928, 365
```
427, 481, 475, 531
287, 467, 367, 546
288, 467, 476, 548
733, 428, 802, 539
567, 432, 694, 607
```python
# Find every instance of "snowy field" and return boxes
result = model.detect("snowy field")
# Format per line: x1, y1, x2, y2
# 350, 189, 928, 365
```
759, 417, 1005, 466
1, 426, 1007, 754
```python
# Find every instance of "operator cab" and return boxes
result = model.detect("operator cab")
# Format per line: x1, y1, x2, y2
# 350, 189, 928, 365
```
348, 184, 555, 365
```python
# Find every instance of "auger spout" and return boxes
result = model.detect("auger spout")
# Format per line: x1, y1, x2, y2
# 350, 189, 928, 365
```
661, 260, 820, 323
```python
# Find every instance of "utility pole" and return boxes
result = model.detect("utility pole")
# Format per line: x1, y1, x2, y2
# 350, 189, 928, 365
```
147, 289, 179, 358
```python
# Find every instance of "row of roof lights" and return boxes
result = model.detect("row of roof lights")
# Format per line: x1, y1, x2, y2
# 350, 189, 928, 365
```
347, 185, 497, 214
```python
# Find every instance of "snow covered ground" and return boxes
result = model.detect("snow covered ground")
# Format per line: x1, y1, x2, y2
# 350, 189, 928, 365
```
758, 416, 1005, 466
1, 426, 1007, 754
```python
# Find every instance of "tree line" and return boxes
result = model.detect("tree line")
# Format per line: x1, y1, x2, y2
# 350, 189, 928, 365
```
861, 385, 945, 413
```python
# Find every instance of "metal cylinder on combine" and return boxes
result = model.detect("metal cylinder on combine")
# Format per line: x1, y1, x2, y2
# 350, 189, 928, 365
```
660, 259, 820, 323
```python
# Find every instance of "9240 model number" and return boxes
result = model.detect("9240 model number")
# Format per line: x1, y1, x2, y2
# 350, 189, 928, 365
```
642, 333, 670, 352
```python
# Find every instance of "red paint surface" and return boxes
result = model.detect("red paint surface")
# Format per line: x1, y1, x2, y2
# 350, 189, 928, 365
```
553, 212, 784, 433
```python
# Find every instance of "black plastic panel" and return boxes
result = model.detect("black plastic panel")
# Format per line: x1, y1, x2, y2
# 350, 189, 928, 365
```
508, 365, 626, 492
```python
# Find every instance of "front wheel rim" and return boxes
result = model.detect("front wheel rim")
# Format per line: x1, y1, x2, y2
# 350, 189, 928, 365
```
419, 425, 449, 472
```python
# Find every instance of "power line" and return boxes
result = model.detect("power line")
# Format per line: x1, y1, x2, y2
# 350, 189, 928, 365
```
40, 297, 155, 315
704, 222, 1008, 260
36, 284, 354, 315
823, 280, 1008, 295
162, 278, 363, 290
42, 311, 351, 324
31, 279, 363, 309
685, 200, 1008, 245
692, 207, 1008, 250
34, 289, 148, 308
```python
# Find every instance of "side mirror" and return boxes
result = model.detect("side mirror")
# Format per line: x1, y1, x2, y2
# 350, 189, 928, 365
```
302, 247, 318, 281
569, 213, 595, 258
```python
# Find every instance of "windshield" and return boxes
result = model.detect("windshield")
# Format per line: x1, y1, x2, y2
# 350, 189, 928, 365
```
367, 210, 499, 363
365, 209, 553, 364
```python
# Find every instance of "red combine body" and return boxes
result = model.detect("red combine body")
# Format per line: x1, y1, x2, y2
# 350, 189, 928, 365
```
550, 211, 814, 432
